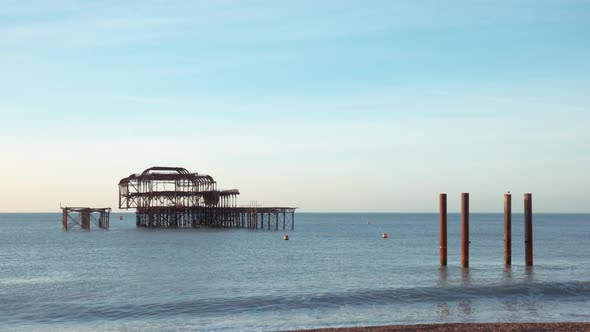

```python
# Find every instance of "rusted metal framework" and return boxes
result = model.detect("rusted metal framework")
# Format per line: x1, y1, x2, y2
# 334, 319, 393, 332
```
61, 207, 111, 231
118, 166, 296, 229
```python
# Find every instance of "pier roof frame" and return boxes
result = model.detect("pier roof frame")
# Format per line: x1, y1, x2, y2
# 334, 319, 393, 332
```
118, 166, 239, 209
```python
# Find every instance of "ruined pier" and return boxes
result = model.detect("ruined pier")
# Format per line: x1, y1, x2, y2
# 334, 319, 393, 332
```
118, 167, 296, 229
62, 207, 111, 231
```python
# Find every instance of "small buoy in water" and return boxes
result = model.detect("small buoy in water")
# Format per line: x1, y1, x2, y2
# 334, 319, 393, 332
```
119, 215, 123, 220
283, 234, 289, 240
382, 233, 388, 239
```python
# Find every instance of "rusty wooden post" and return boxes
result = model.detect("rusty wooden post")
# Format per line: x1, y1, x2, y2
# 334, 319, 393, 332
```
524, 193, 533, 266
504, 193, 512, 265
439, 193, 447, 266
62, 208, 68, 231
81, 210, 90, 230
461, 193, 469, 268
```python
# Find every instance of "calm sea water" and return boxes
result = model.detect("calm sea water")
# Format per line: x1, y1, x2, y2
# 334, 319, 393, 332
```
0, 213, 589, 331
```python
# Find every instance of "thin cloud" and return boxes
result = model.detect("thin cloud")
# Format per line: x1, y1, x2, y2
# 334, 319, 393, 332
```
3, 1, 586, 49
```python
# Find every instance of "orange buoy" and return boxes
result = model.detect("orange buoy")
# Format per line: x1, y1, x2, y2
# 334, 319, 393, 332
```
283, 234, 289, 240
382, 233, 388, 239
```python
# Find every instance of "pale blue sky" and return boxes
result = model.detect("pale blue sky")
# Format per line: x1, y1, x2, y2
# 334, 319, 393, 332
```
1, 0, 589, 212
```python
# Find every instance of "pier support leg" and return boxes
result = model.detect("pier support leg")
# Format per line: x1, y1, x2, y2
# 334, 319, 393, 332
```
439, 193, 447, 266
62, 209, 68, 231
81, 210, 90, 230
524, 193, 533, 266
504, 193, 512, 265
461, 193, 469, 268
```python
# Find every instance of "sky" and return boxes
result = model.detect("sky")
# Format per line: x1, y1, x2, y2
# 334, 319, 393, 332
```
1, 0, 589, 212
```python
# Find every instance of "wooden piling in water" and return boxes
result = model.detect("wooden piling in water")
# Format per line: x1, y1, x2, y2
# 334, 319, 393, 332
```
62, 209, 68, 231
461, 193, 469, 268
524, 193, 533, 266
439, 193, 447, 266
81, 210, 90, 230
504, 193, 512, 265
61, 207, 111, 231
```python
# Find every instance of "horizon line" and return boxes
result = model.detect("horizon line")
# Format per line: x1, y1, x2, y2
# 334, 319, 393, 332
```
1, 211, 589, 214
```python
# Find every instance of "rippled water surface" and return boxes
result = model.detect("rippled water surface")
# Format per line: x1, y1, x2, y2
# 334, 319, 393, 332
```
1, 213, 589, 331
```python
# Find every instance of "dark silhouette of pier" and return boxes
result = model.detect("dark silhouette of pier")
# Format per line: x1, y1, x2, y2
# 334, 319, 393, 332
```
61, 207, 111, 231
118, 166, 296, 229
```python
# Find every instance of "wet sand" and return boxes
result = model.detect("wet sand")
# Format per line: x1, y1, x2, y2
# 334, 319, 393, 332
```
287, 322, 590, 332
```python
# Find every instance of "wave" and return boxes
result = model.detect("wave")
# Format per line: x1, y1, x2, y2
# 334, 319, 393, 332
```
2, 281, 589, 324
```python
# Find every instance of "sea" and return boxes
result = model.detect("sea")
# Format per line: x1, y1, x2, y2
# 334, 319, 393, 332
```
0, 213, 589, 331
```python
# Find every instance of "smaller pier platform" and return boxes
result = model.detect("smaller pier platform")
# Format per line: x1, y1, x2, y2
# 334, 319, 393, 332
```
61, 207, 111, 231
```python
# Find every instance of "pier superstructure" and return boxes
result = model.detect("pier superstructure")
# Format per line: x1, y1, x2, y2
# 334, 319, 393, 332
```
118, 166, 295, 229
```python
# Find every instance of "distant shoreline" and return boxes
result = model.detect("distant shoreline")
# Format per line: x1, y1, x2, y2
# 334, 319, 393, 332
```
286, 322, 590, 331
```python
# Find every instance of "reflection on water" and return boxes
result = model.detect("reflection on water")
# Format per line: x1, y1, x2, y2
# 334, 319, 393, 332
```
437, 266, 448, 286
461, 268, 472, 285
502, 266, 513, 283
525, 266, 535, 283
458, 300, 473, 318
459, 269, 473, 319
523, 267, 539, 317
435, 267, 473, 320
432, 267, 547, 321
436, 302, 451, 320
